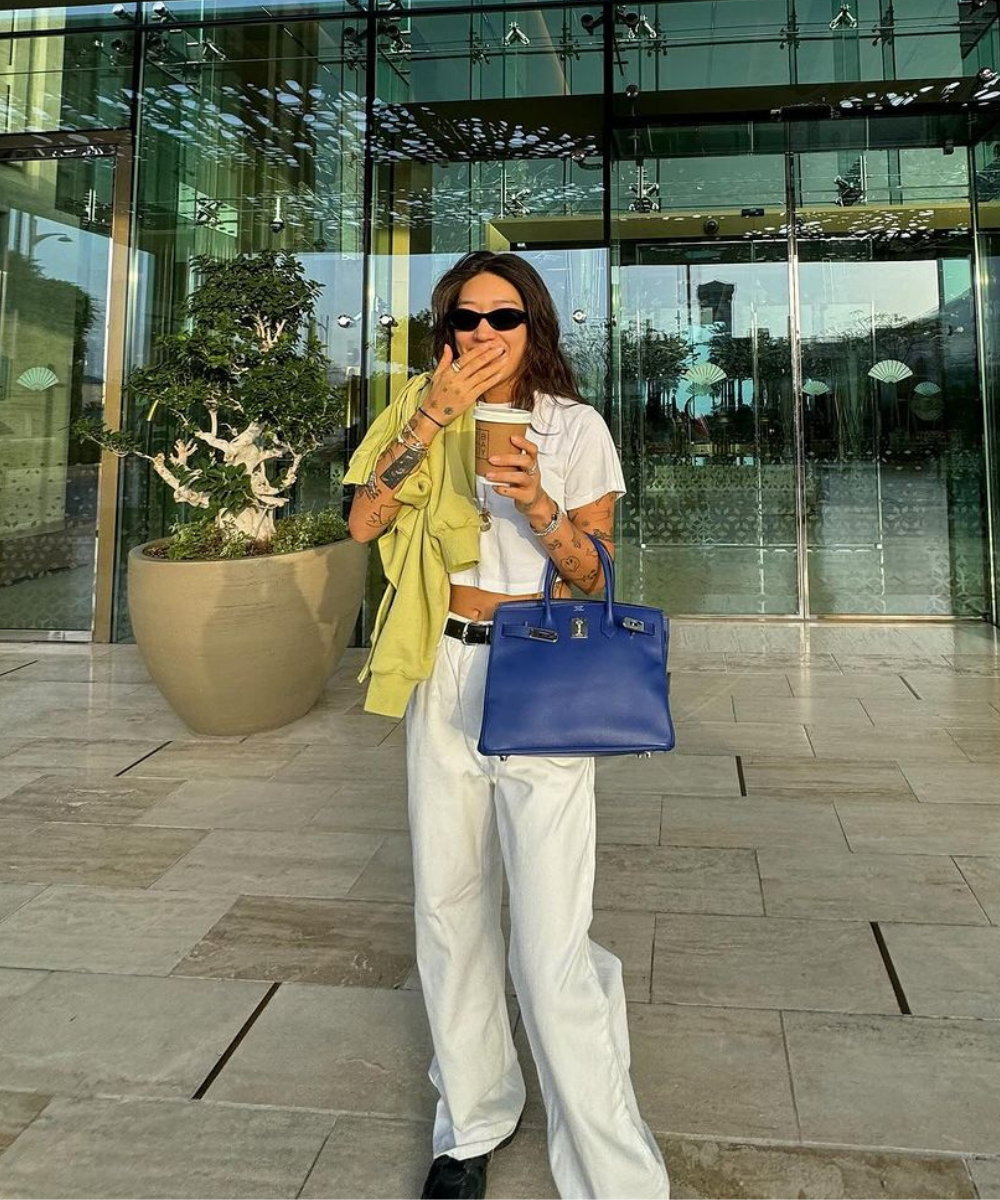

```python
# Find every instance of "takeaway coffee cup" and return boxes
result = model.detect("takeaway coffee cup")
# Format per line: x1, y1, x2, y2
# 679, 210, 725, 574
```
474, 403, 530, 476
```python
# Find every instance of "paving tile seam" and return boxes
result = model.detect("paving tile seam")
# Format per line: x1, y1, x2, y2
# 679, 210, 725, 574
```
868, 923, 911, 1015
192, 981, 282, 1100
0, 885, 51, 926
0, 661, 39, 679
295, 1117, 340, 1200
951, 860, 998, 926
639, 1001, 1000, 1025
114, 740, 174, 777
649, 1126, 997, 1162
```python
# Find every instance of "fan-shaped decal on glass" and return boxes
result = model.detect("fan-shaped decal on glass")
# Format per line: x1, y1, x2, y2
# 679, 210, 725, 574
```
682, 363, 727, 388
911, 394, 944, 420
16, 367, 59, 392
802, 379, 830, 396
913, 380, 941, 396
867, 359, 912, 383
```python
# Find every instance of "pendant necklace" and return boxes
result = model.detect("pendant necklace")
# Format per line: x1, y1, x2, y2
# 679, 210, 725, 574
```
476, 478, 492, 532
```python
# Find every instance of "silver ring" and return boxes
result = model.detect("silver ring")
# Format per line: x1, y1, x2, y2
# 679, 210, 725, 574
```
451, 361, 462, 374
526, 463, 538, 477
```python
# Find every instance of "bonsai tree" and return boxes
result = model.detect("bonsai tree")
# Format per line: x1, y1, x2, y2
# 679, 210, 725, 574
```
75, 251, 345, 552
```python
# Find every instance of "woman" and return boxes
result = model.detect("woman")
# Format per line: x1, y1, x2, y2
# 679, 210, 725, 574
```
346, 251, 669, 1200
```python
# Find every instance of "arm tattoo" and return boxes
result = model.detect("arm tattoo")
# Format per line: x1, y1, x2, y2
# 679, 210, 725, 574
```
365, 502, 400, 528
380, 445, 425, 489
362, 471, 381, 501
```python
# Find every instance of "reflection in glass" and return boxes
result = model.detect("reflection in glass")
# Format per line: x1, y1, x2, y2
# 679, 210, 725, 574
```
798, 145, 988, 616
0, 154, 114, 631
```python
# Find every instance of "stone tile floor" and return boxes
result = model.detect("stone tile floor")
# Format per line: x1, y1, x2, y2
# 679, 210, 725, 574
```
0, 621, 998, 1198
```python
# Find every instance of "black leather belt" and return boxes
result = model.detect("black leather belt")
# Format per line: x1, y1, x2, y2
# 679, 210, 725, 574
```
444, 617, 493, 645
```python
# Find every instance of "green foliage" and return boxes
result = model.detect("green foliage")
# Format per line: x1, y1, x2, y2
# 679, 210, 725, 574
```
163, 508, 347, 561
74, 251, 346, 548
180, 460, 255, 519
71, 418, 142, 457
271, 508, 348, 554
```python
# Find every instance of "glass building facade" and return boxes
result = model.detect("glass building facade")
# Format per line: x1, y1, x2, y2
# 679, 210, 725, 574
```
2, 0, 999, 641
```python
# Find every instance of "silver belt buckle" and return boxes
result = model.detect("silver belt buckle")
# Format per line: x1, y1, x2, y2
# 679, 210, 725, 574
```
461, 620, 474, 644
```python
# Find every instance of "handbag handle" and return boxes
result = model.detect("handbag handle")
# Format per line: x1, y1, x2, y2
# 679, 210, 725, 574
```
542, 533, 616, 636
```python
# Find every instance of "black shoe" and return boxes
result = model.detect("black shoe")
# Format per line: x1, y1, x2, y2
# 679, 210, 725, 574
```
419, 1118, 522, 1199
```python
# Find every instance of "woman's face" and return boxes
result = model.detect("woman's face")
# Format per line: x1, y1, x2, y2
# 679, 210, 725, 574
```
451, 271, 528, 384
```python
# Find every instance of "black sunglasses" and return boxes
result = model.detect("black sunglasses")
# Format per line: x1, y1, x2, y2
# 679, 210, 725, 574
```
446, 307, 528, 333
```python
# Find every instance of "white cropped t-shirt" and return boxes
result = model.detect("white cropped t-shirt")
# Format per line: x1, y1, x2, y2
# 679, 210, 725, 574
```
449, 394, 627, 595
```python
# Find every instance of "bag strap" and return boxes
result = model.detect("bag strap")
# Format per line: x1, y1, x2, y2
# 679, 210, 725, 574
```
542, 534, 616, 637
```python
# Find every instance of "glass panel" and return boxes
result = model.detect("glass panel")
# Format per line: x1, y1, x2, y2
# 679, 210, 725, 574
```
116, 16, 367, 637
974, 123, 1000, 620
613, 131, 798, 615
612, 0, 996, 93
370, 2, 605, 407
0, 150, 115, 632
3, 5, 138, 35
797, 143, 989, 615
0, 27, 136, 134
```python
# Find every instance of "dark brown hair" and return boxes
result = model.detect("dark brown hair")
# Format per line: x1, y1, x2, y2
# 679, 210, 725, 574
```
430, 251, 583, 412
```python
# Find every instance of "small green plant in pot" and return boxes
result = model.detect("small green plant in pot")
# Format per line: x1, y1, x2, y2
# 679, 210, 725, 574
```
75, 251, 368, 736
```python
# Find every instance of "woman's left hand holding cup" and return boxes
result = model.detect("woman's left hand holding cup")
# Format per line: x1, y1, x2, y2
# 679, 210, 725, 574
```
486, 435, 546, 516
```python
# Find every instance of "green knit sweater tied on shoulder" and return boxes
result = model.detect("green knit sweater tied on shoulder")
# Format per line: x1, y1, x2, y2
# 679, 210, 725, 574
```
343, 373, 481, 718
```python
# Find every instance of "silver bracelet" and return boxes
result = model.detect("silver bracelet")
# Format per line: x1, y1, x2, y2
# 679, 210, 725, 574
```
395, 426, 427, 455
530, 502, 563, 538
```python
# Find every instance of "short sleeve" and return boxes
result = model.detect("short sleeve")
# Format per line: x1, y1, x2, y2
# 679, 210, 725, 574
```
563, 405, 627, 511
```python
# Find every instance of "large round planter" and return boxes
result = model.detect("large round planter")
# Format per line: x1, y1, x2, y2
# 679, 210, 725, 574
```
128, 537, 368, 736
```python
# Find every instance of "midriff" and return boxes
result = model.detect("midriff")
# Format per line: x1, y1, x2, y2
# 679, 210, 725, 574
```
450, 581, 570, 622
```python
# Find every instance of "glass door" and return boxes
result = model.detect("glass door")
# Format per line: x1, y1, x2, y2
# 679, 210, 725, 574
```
796, 142, 989, 616
613, 127, 798, 614
613, 119, 992, 617
0, 139, 123, 638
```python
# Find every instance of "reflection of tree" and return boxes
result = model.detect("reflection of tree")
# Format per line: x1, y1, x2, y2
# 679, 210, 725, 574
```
562, 322, 612, 421
375, 306, 435, 377
802, 307, 959, 461
3, 251, 97, 465
620, 324, 693, 429
704, 325, 792, 458
707, 325, 752, 410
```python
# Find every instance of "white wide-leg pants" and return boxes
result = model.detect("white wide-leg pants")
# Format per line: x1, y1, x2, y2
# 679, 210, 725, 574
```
405, 618, 670, 1200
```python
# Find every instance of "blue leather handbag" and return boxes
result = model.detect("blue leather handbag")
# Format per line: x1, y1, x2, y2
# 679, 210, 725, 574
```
478, 535, 675, 758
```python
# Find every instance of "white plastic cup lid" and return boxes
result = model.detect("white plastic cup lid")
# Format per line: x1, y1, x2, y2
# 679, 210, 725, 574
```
473, 403, 529, 425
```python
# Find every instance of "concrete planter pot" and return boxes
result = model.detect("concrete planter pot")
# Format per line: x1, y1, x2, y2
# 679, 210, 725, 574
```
127, 537, 368, 736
